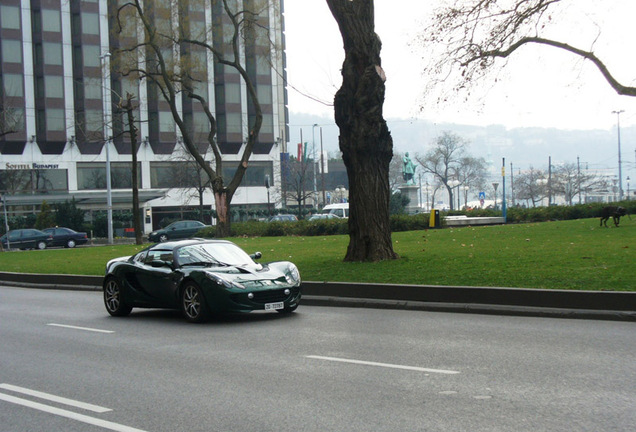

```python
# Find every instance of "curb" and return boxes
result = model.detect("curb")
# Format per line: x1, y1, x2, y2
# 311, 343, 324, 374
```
1, 272, 635, 321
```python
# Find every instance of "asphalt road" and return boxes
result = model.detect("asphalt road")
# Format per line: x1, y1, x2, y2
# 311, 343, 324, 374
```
1, 286, 635, 432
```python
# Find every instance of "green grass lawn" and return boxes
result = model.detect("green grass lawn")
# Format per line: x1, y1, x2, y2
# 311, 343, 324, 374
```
1, 218, 634, 291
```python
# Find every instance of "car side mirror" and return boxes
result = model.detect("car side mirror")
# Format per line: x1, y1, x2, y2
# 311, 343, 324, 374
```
251, 251, 262, 260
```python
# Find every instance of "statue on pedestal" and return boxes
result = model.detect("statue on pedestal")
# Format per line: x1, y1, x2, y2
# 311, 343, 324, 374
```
402, 152, 416, 185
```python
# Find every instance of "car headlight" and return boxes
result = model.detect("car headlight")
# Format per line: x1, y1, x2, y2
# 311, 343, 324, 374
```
285, 264, 301, 285
205, 272, 245, 289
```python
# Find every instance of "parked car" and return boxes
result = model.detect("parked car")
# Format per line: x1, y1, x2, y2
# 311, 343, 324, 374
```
267, 214, 298, 222
148, 220, 209, 243
0, 229, 53, 250
42, 227, 88, 248
322, 203, 349, 218
103, 238, 302, 322
308, 213, 341, 221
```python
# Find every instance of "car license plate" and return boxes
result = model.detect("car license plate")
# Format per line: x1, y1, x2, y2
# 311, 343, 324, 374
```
264, 302, 284, 311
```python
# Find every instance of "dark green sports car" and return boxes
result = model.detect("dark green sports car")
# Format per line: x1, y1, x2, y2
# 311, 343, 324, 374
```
103, 239, 301, 322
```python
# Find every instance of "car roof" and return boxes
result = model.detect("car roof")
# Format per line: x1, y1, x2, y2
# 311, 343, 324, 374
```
148, 238, 230, 251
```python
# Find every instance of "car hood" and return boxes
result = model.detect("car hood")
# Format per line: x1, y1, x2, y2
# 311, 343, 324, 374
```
203, 262, 298, 287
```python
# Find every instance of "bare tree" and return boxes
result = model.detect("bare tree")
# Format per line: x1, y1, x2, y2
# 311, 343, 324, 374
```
281, 156, 315, 219
415, 131, 468, 210
326, 0, 397, 262
515, 167, 548, 207
552, 162, 608, 205
115, 0, 276, 237
457, 156, 488, 208
118, 93, 143, 245
419, 0, 636, 101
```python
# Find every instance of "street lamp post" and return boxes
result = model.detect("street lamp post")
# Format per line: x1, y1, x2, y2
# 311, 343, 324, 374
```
312, 124, 318, 204
1, 195, 10, 249
612, 110, 624, 201
627, 176, 631, 201
492, 182, 499, 210
101, 52, 113, 244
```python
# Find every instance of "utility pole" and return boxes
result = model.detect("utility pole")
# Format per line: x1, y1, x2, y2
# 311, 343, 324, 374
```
548, 156, 552, 206
577, 156, 582, 204
510, 162, 514, 207
612, 110, 624, 201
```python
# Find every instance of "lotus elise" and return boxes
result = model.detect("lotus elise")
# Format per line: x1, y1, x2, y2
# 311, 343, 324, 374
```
103, 239, 301, 322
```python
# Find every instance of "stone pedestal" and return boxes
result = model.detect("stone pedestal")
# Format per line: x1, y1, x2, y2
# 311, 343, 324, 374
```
399, 184, 419, 214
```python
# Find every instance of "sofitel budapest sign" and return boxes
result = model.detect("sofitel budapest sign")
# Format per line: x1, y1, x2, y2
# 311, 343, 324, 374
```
5, 163, 60, 170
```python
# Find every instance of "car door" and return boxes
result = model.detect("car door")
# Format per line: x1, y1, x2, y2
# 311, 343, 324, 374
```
7, 231, 23, 249
135, 250, 182, 307
168, 222, 187, 240
184, 221, 202, 238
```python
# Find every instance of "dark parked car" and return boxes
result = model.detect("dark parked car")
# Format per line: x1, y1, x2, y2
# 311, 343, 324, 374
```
308, 213, 341, 221
42, 227, 88, 248
103, 239, 302, 322
267, 214, 298, 222
1, 229, 53, 250
148, 220, 209, 243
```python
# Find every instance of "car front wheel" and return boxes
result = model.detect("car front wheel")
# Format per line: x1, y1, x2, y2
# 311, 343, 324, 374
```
104, 277, 132, 317
66, 239, 76, 248
159, 234, 168, 242
181, 282, 210, 323
36, 241, 47, 250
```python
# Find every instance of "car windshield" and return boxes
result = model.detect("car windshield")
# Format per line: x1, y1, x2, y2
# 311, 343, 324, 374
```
177, 243, 254, 267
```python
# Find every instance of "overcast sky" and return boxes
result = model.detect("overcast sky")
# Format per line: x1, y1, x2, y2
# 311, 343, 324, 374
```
283, 0, 636, 131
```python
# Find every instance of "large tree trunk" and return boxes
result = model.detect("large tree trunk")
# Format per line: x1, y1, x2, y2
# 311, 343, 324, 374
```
327, 0, 397, 262
214, 190, 230, 238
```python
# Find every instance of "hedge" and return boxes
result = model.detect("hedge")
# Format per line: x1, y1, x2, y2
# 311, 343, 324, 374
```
196, 201, 636, 238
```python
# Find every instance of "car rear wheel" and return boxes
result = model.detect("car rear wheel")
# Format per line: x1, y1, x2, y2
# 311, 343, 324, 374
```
66, 239, 76, 248
104, 277, 132, 317
181, 282, 210, 323
36, 241, 47, 250
159, 234, 168, 242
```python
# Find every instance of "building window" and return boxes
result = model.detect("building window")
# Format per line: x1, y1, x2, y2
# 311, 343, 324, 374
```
2, 73, 24, 97
81, 12, 99, 35
46, 109, 65, 132
77, 162, 141, 190
1, 40, 22, 63
42, 9, 61, 32
150, 161, 208, 188
257, 85, 272, 105
159, 111, 175, 133
84, 109, 104, 135
45, 76, 64, 99
0, 5, 20, 30
83, 45, 101, 67
43, 42, 63, 65
84, 78, 102, 100
0, 169, 68, 194
222, 161, 273, 187
226, 112, 242, 134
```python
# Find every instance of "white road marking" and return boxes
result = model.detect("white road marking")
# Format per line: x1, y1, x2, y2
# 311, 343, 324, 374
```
47, 323, 114, 334
0, 393, 148, 432
306, 355, 460, 375
0, 384, 111, 413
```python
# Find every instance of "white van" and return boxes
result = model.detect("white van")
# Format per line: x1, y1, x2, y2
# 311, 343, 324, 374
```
322, 203, 349, 219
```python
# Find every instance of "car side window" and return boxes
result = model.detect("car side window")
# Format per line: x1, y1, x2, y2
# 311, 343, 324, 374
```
144, 250, 173, 265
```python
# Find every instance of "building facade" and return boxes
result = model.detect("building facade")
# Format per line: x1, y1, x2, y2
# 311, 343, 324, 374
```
0, 0, 288, 233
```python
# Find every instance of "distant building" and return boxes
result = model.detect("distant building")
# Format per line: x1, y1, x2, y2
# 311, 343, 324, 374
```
0, 0, 288, 232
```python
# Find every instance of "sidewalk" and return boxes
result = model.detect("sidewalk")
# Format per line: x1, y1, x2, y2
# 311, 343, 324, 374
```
1, 271, 634, 321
